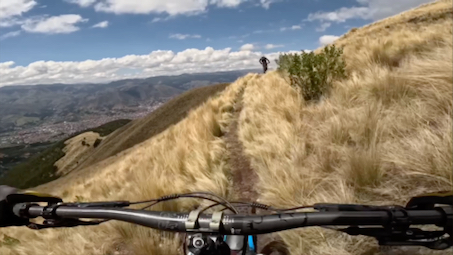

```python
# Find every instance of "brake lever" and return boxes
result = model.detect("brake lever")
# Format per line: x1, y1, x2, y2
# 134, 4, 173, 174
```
379, 236, 452, 250
340, 227, 452, 250
341, 227, 445, 239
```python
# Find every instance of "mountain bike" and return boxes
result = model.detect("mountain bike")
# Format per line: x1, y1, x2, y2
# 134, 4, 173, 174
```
6, 190, 453, 254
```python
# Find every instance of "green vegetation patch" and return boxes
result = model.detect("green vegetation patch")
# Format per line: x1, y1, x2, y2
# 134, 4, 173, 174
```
277, 45, 347, 102
0, 235, 21, 247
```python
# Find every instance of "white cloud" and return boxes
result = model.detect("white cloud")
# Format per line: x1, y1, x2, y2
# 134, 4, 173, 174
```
0, 47, 294, 86
308, 7, 369, 23
151, 17, 162, 23
0, 0, 36, 19
280, 25, 302, 31
150, 16, 177, 23
92, 20, 109, 28
0, 0, 37, 27
240, 43, 254, 51
21, 14, 88, 34
260, 0, 280, 9
93, 0, 247, 15
211, 0, 243, 7
319, 35, 340, 46
316, 22, 331, 32
65, 0, 97, 7
66, 0, 280, 16
307, 0, 433, 23
0, 30, 21, 40
265, 44, 284, 49
169, 33, 202, 40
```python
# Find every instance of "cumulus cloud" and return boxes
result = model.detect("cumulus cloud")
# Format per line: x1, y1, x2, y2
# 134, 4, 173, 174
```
307, 0, 433, 23
0, 30, 21, 40
280, 25, 301, 31
316, 22, 331, 32
265, 44, 284, 49
240, 43, 254, 51
319, 35, 340, 46
0, 0, 37, 27
93, 0, 247, 16
0, 0, 36, 20
169, 33, 201, 40
21, 14, 88, 34
92, 20, 108, 28
0, 47, 293, 86
65, 0, 97, 7
64, 0, 279, 16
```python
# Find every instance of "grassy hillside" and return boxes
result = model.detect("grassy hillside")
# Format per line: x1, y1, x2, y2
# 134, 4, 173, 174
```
1, 1, 452, 254
0, 119, 130, 189
54, 131, 104, 176
73, 82, 229, 172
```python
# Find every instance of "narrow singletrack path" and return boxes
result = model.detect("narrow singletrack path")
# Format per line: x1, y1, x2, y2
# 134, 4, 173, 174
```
224, 87, 258, 201
224, 83, 288, 255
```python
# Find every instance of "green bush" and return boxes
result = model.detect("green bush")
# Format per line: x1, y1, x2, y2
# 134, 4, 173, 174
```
277, 45, 347, 102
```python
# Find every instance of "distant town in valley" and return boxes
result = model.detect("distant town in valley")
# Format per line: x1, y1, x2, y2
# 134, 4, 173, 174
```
0, 70, 253, 148
0, 101, 164, 147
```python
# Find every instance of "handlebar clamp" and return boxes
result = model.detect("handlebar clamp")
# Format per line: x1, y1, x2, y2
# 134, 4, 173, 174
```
42, 203, 63, 219
209, 211, 223, 231
185, 209, 201, 230
387, 206, 411, 230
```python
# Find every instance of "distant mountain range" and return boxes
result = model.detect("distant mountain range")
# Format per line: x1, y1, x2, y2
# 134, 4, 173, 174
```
0, 70, 256, 132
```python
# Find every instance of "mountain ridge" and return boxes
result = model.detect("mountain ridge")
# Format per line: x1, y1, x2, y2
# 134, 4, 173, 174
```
0, 70, 254, 139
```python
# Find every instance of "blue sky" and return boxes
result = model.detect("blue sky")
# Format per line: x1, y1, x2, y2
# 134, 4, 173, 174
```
0, 0, 433, 86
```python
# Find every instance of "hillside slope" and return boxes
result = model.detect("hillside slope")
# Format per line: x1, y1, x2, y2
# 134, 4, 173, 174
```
1, 1, 452, 254
54, 131, 104, 176
0, 83, 228, 188
72, 83, 229, 172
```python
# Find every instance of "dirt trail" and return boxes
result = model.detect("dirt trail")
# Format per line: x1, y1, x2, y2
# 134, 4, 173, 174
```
224, 87, 259, 201
224, 83, 287, 254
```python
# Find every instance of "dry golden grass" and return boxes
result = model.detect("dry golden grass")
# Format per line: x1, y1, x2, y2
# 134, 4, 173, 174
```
73, 83, 229, 173
238, 0, 452, 254
1, 0, 452, 254
54, 131, 103, 175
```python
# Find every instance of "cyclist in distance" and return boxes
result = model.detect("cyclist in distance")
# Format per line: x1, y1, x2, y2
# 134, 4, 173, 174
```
259, 56, 270, 73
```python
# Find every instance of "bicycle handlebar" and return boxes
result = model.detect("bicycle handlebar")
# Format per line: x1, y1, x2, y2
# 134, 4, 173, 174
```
14, 203, 449, 235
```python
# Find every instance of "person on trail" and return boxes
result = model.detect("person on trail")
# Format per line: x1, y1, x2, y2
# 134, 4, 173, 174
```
259, 56, 270, 74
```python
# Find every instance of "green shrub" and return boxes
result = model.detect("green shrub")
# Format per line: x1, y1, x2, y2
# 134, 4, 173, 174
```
277, 45, 347, 102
